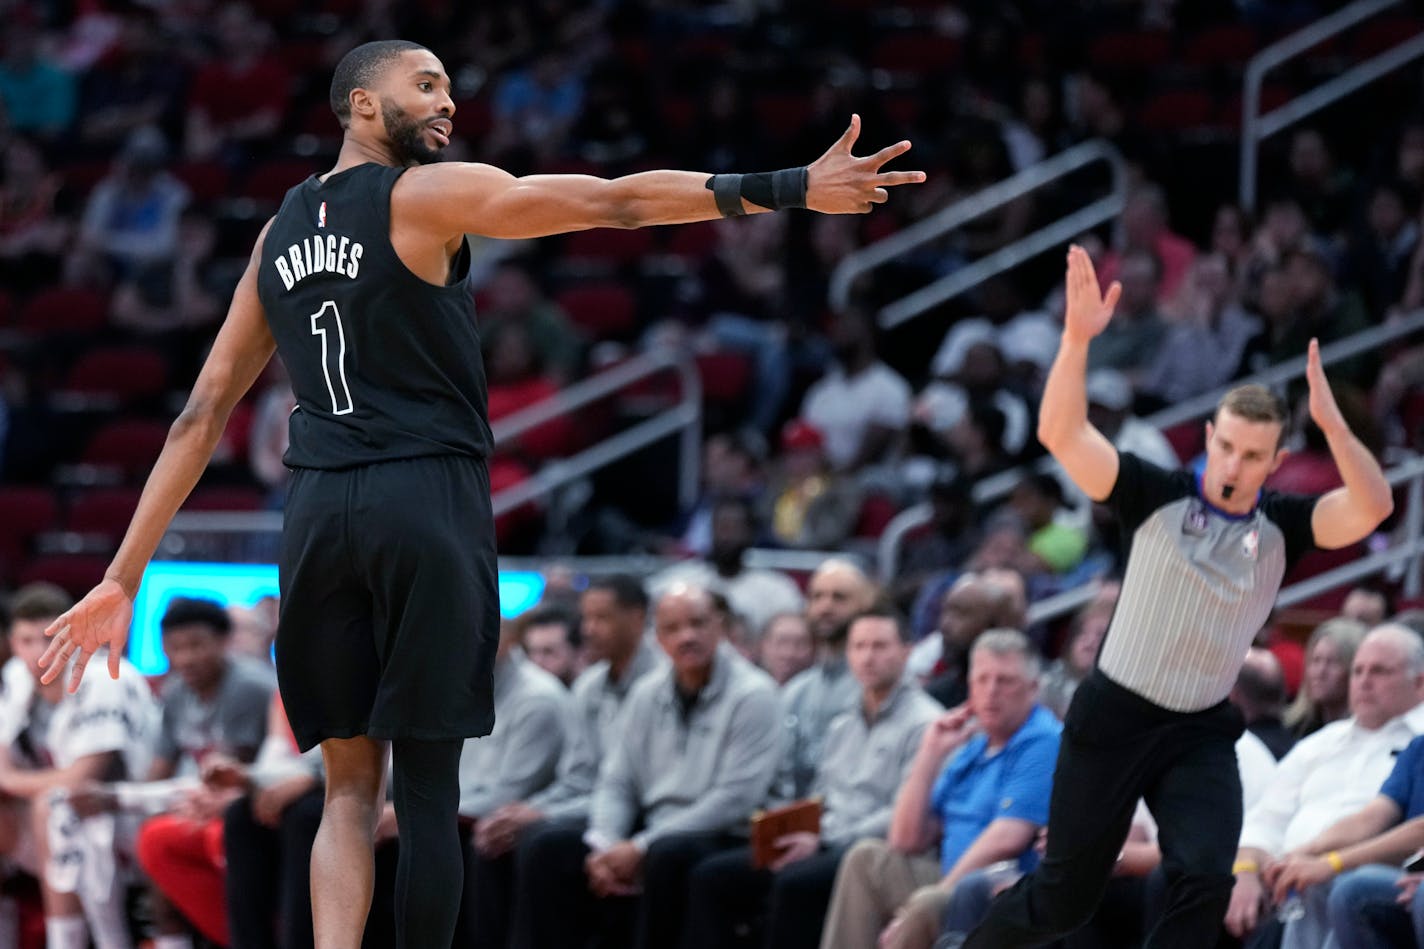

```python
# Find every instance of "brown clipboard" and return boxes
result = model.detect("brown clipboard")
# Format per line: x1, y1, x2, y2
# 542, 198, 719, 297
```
750, 798, 823, 869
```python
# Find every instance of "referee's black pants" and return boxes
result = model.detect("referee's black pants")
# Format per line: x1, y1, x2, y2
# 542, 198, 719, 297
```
966, 671, 1245, 949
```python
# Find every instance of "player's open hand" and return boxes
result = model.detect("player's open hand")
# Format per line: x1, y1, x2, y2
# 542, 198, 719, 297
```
39, 577, 131, 693
806, 114, 926, 214
1063, 244, 1121, 345
1306, 338, 1347, 439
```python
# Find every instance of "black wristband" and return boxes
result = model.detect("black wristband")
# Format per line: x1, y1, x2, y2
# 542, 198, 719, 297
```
705, 166, 809, 217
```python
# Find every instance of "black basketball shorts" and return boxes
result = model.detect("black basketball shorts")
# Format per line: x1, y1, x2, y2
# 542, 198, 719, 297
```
275, 454, 499, 751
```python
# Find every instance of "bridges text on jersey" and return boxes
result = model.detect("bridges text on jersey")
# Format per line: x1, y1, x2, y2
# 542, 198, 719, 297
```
273, 234, 364, 290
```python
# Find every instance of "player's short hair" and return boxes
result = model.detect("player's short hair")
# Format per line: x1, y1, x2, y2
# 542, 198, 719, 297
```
160, 597, 233, 638
584, 574, 649, 613
1217, 384, 1288, 430
330, 40, 428, 128
8, 583, 73, 626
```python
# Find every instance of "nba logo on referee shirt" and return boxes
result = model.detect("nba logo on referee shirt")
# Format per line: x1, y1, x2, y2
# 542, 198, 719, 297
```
1242, 529, 1259, 561
318, 202, 327, 228
1184, 501, 1208, 536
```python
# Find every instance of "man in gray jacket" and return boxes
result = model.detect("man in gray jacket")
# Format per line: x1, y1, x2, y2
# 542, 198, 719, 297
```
469, 575, 659, 946
777, 558, 880, 800
684, 605, 942, 949
510, 584, 782, 949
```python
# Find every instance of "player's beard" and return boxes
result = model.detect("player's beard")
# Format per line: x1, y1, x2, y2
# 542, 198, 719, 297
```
383, 101, 444, 166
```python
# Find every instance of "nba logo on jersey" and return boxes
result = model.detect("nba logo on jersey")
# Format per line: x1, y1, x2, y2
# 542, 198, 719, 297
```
1242, 529, 1259, 561
1183, 501, 1208, 536
318, 202, 327, 228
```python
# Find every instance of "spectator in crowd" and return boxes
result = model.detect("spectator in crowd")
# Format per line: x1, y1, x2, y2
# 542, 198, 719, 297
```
820, 630, 1060, 949
1249, 198, 1313, 277
476, 259, 583, 383
758, 612, 816, 687
1086, 248, 1167, 380
1284, 617, 1368, 741
892, 469, 983, 611
110, 208, 227, 338
708, 588, 755, 662
138, 694, 322, 949
1284, 127, 1355, 239
0, 136, 73, 294
484, 320, 576, 460
651, 495, 804, 639
670, 430, 765, 558
226, 602, 277, 664
68, 125, 189, 286
778, 558, 880, 800
1143, 252, 1262, 406
247, 362, 297, 507
518, 605, 582, 687
912, 396, 1015, 483
456, 620, 569, 823
0, 584, 158, 949
472, 575, 658, 947
1226, 625, 1424, 947
1344, 179, 1419, 316
765, 419, 862, 551
1211, 203, 1255, 276
1080, 369, 1180, 471
1039, 594, 1114, 720
908, 572, 1012, 708
509, 585, 781, 949
487, 46, 585, 164
1251, 248, 1374, 389
800, 307, 913, 473
1341, 583, 1394, 629
1098, 184, 1197, 303
183, 5, 290, 162
1231, 647, 1297, 761
74, 10, 185, 152
684, 607, 942, 949
1007, 473, 1088, 577
0, 21, 77, 141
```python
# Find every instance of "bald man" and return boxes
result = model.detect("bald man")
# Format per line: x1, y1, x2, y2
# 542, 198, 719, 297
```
776, 559, 880, 800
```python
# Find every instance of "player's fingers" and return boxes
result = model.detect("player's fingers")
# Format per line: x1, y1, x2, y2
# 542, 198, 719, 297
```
1102, 281, 1122, 311
832, 114, 861, 154
876, 170, 927, 188
38, 634, 68, 679
44, 611, 71, 639
108, 644, 122, 680
870, 187, 888, 204
869, 140, 912, 167
68, 649, 89, 695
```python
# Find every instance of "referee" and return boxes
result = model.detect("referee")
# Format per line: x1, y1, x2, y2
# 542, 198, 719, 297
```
964, 245, 1394, 949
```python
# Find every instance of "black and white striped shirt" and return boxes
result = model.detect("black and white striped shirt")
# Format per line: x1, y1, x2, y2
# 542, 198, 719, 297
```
1097, 453, 1318, 712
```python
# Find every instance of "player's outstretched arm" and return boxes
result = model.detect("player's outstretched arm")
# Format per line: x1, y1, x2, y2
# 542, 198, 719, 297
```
40, 224, 279, 693
1037, 245, 1122, 502
404, 114, 926, 240
1306, 337, 1394, 548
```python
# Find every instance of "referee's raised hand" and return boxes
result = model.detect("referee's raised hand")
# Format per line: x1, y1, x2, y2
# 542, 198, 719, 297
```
1062, 244, 1122, 345
806, 114, 926, 214
1305, 337, 1348, 437
38, 577, 131, 692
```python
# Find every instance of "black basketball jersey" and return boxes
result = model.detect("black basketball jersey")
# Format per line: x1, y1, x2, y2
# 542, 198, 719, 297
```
255, 163, 491, 470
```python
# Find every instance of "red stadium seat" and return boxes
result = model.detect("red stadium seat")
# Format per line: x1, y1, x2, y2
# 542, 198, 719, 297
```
1162, 420, 1205, 464
62, 346, 169, 403
751, 94, 812, 141
1182, 25, 1258, 66
17, 554, 110, 598
554, 283, 638, 338
182, 486, 267, 512
854, 493, 899, 539
17, 287, 110, 335
1351, 16, 1424, 58
173, 161, 231, 204
242, 158, 323, 204
563, 228, 655, 266
1088, 31, 1172, 71
82, 419, 171, 479
0, 487, 60, 573
695, 351, 753, 406
1137, 90, 1217, 132
66, 487, 144, 539
666, 221, 719, 261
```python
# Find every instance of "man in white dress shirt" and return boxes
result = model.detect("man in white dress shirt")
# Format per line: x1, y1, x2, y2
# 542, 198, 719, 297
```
1225, 624, 1424, 948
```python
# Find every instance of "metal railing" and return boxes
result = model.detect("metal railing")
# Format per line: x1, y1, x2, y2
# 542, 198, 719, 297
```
1240, 0, 1424, 211
878, 308, 1424, 584
488, 348, 702, 518
828, 140, 1128, 330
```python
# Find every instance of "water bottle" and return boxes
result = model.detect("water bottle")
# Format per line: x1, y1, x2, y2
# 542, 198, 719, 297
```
1277, 889, 1306, 923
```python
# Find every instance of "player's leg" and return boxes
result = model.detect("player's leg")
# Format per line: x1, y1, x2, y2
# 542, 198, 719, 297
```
389, 736, 464, 949
312, 735, 388, 949
1141, 728, 1242, 949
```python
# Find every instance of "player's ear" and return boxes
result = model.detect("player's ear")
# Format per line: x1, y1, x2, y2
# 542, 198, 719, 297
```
350, 87, 378, 121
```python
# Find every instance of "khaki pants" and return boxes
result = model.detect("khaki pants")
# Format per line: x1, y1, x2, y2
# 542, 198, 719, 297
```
820, 838, 949, 949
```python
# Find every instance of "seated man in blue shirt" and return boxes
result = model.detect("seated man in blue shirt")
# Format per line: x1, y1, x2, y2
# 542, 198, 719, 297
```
819, 629, 1061, 949
1269, 727, 1424, 948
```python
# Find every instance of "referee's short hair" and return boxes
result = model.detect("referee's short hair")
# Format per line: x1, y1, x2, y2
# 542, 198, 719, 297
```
160, 597, 233, 637
1217, 385, 1288, 430
970, 628, 1042, 680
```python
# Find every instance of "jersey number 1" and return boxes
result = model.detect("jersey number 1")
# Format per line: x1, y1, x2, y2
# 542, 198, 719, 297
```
310, 301, 354, 415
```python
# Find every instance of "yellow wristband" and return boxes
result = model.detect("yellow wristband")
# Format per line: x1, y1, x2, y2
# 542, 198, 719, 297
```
1232, 860, 1259, 875
1326, 851, 1345, 874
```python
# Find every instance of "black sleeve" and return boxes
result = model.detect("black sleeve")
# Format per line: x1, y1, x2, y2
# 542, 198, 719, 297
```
1105, 452, 1194, 537
1261, 491, 1321, 570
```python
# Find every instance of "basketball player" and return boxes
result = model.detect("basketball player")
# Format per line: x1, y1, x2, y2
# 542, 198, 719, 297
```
36, 40, 924, 949
962, 246, 1393, 948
